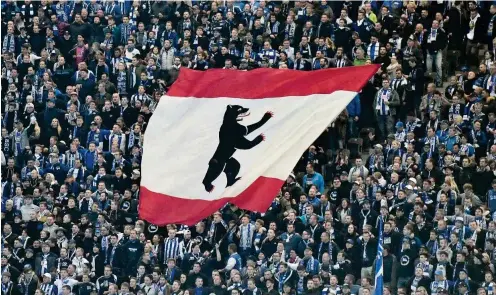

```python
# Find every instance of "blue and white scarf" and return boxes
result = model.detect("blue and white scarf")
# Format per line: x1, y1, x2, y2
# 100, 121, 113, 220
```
2, 34, 15, 53
305, 257, 316, 273
376, 88, 391, 115
14, 130, 22, 157
318, 242, 332, 262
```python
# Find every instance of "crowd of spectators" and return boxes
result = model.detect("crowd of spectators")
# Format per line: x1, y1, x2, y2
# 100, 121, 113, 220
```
2, 0, 496, 295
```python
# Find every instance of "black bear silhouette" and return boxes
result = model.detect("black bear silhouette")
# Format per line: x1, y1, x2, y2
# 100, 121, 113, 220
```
202, 105, 273, 193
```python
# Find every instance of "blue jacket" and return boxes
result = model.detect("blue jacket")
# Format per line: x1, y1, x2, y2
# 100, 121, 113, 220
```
302, 173, 325, 193
45, 163, 69, 184
114, 0, 131, 15
470, 130, 488, 147
382, 0, 403, 11
436, 129, 449, 143
488, 189, 496, 213
83, 150, 98, 172
445, 135, 460, 152
86, 129, 111, 149
352, 20, 373, 43
346, 95, 361, 117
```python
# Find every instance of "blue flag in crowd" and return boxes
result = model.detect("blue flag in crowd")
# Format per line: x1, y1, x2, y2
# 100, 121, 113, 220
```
374, 217, 384, 295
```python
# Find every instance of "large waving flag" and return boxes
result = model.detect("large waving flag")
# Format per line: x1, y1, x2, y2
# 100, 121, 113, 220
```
374, 217, 384, 295
139, 65, 379, 225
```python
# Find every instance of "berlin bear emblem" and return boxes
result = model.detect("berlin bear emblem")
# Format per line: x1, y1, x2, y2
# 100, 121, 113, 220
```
202, 105, 274, 193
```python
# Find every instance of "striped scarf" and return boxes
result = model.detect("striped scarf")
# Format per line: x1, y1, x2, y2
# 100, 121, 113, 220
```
116, 71, 127, 93
1, 282, 12, 295
127, 131, 143, 149
163, 237, 180, 262
417, 261, 431, 277
284, 22, 296, 41
351, 166, 365, 178
40, 283, 55, 295
367, 42, 379, 60
426, 239, 438, 256
72, 166, 86, 182
103, 39, 113, 61
14, 130, 22, 157
129, 6, 138, 26
79, 196, 94, 213
111, 159, 123, 172
129, 67, 137, 89
318, 242, 332, 262
240, 223, 253, 249
120, 23, 133, 44
131, 93, 148, 106
2, 137, 11, 155
489, 75, 496, 96
229, 48, 241, 57
425, 136, 437, 156
305, 257, 316, 273
298, 202, 307, 216
118, 0, 128, 15
54, 3, 68, 22
105, 3, 116, 15
66, 151, 80, 169
376, 88, 391, 115
391, 77, 407, 91
93, 174, 105, 187
484, 282, 494, 295
335, 58, 346, 67
22, 3, 36, 20
2, 34, 15, 53
267, 21, 280, 35
109, 132, 123, 150
277, 272, 288, 293
111, 57, 124, 74
431, 280, 449, 295
297, 276, 305, 294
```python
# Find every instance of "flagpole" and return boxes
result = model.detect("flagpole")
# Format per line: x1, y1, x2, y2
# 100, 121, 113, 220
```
374, 217, 384, 295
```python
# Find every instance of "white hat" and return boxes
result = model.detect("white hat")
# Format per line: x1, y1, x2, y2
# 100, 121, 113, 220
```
408, 178, 417, 184
43, 273, 51, 279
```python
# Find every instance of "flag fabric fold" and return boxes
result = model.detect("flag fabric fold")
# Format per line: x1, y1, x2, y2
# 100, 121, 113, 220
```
374, 217, 384, 295
139, 65, 379, 225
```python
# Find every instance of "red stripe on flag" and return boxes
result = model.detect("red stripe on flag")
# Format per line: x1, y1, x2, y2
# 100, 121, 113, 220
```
167, 65, 380, 99
139, 177, 284, 226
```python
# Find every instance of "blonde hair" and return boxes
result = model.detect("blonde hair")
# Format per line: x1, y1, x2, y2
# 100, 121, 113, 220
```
52, 119, 62, 135
325, 37, 336, 50
32, 122, 41, 140
445, 176, 459, 193
453, 115, 463, 125
45, 173, 55, 183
